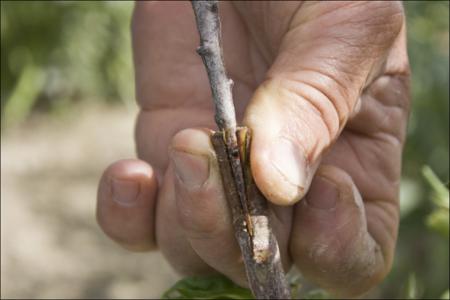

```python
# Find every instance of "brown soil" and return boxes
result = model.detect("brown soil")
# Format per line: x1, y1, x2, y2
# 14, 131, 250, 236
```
1, 103, 179, 299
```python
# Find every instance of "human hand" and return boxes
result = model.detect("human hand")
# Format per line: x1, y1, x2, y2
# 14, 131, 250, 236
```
96, 1, 410, 297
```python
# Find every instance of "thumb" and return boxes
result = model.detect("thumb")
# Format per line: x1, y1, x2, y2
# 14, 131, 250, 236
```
243, 2, 404, 205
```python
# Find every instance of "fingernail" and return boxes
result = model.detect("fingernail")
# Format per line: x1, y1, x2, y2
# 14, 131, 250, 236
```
270, 138, 308, 189
306, 176, 338, 210
172, 151, 209, 189
111, 178, 140, 206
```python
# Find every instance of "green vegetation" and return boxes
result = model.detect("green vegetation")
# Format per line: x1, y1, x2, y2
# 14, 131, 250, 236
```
1, 1, 134, 127
1, 1, 448, 299
162, 275, 254, 299
423, 166, 449, 239
162, 274, 331, 299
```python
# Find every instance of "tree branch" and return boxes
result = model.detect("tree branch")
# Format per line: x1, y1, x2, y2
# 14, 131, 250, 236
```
191, 0, 236, 131
191, 1, 290, 299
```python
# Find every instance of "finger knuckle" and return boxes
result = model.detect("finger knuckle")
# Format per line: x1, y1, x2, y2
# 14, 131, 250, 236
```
363, 1, 405, 44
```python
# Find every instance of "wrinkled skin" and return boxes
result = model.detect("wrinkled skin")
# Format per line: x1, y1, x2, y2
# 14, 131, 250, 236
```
97, 1, 410, 297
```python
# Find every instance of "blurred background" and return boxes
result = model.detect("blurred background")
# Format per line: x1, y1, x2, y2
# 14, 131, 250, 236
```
1, 1, 448, 299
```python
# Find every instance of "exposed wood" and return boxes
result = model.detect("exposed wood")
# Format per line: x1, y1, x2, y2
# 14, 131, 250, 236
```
211, 129, 291, 299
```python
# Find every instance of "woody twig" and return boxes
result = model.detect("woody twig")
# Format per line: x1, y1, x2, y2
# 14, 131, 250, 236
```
191, 2, 291, 299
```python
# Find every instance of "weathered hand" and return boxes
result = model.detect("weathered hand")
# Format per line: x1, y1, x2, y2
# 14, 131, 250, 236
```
96, 1, 410, 297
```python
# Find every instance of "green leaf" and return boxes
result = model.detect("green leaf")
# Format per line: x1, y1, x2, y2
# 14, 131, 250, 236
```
441, 290, 450, 300
404, 273, 419, 299
303, 289, 330, 299
3, 64, 45, 128
162, 275, 254, 299
427, 208, 450, 238
422, 166, 450, 238
422, 166, 449, 209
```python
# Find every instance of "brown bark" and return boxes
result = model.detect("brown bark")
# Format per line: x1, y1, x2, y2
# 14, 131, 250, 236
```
211, 129, 291, 299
